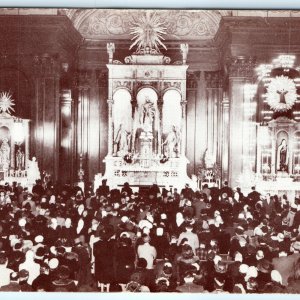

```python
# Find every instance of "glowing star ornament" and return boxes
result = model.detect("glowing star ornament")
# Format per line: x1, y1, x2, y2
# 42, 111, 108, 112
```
266, 75, 297, 112
129, 11, 167, 53
0, 91, 15, 115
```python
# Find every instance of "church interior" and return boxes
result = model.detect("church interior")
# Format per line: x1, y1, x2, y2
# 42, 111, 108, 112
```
1, 8, 300, 294
1, 8, 300, 196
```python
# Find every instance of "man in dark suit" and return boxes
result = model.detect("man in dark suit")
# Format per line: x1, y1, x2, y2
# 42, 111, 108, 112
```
96, 179, 110, 197
261, 193, 275, 217
248, 186, 261, 204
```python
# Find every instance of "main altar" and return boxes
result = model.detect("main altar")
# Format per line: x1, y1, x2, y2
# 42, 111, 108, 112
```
0, 91, 30, 185
95, 12, 196, 191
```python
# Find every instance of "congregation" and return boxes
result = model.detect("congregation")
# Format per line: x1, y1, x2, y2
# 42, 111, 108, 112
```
0, 179, 300, 293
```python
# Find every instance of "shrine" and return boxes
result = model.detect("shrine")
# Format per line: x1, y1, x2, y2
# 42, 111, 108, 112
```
95, 13, 195, 191
0, 91, 30, 185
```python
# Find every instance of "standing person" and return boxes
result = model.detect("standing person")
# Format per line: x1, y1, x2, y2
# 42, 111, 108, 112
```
0, 253, 13, 288
115, 235, 135, 288
93, 226, 116, 292
137, 234, 157, 270
73, 237, 92, 287
18, 250, 40, 285
177, 224, 199, 254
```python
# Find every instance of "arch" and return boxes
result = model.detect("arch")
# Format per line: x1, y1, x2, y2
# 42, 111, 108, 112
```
113, 88, 132, 133
136, 87, 158, 106
162, 89, 182, 134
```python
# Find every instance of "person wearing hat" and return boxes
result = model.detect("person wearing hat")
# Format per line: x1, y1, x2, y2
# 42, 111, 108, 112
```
93, 226, 116, 292
73, 236, 92, 287
18, 269, 32, 291
272, 239, 300, 286
52, 265, 77, 292
176, 270, 204, 293
256, 259, 273, 291
115, 235, 135, 287
22, 193, 36, 213
32, 263, 54, 291
262, 270, 287, 293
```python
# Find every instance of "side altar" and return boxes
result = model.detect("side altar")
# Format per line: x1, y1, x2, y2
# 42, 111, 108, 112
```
95, 12, 196, 191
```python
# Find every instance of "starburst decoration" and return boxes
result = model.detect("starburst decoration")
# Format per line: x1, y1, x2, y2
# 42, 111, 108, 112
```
0, 91, 15, 115
129, 11, 167, 53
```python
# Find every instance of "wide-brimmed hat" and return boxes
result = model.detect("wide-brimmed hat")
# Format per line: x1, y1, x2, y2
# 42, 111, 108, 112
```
257, 259, 273, 273
292, 241, 300, 251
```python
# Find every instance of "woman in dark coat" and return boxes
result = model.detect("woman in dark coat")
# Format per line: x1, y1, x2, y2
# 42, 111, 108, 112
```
115, 235, 135, 285
93, 226, 116, 292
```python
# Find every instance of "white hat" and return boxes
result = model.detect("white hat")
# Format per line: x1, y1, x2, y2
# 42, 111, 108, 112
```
11, 238, 21, 247
161, 213, 167, 220
164, 262, 172, 268
234, 252, 243, 262
271, 270, 283, 284
213, 255, 222, 265
277, 233, 284, 241
143, 227, 150, 234
121, 216, 129, 223
120, 232, 130, 238
245, 266, 258, 281
48, 258, 59, 269
192, 262, 200, 271
18, 218, 26, 227
34, 235, 44, 244
156, 227, 164, 236
50, 246, 57, 255
256, 250, 264, 260
239, 264, 249, 274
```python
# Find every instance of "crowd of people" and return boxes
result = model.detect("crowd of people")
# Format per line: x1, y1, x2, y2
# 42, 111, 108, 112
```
0, 178, 300, 293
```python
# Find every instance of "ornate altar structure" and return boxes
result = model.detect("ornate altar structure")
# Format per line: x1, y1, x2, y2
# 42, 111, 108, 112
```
0, 91, 30, 184
95, 12, 196, 191
255, 117, 300, 201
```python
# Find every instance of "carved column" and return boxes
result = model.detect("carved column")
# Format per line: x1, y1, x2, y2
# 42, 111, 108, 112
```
221, 93, 230, 181
227, 56, 256, 186
107, 99, 114, 156
205, 71, 223, 165
32, 54, 60, 180
181, 100, 187, 156
76, 70, 92, 182
59, 89, 73, 183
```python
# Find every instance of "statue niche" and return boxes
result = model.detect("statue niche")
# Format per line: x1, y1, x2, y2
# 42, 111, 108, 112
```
112, 88, 132, 157
132, 88, 160, 157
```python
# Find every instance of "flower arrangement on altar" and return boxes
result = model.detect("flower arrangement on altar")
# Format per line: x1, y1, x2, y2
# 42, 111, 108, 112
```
197, 149, 221, 183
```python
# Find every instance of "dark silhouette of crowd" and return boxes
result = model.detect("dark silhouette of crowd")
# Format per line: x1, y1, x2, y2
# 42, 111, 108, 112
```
0, 178, 300, 293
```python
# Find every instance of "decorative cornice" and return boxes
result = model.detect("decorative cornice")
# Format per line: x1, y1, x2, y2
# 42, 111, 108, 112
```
33, 54, 60, 77
226, 56, 257, 78
205, 71, 224, 88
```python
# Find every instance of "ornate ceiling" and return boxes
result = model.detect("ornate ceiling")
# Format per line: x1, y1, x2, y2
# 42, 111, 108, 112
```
59, 9, 232, 41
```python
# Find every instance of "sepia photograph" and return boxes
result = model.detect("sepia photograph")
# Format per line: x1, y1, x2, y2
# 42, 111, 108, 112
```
0, 5, 300, 295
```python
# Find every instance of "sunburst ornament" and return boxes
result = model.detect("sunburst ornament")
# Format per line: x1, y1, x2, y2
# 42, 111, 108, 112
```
266, 75, 297, 112
129, 11, 167, 53
0, 91, 15, 115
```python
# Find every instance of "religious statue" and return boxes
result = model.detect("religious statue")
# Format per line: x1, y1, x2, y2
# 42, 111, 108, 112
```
27, 156, 41, 185
277, 139, 289, 172
162, 125, 181, 158
16, 147, 25, 170
114, 123, 131, 156
140, 96, 156, 133
0, 138, 10, 170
